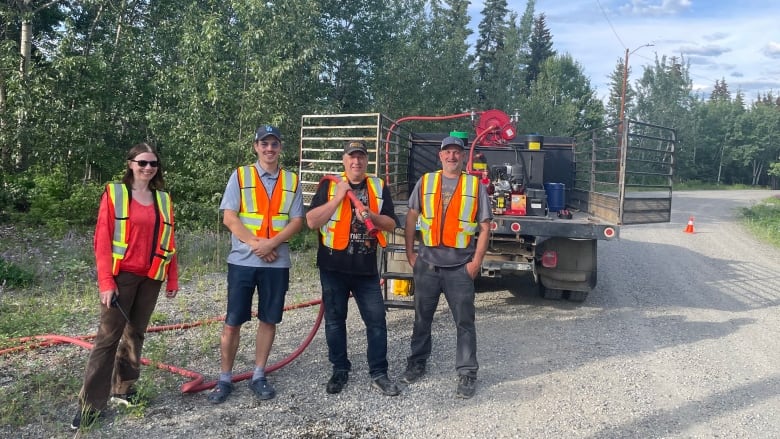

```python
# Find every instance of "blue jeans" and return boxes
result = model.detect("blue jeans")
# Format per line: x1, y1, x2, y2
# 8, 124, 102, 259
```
319, 269, 389, 378
408, 261, 478, 377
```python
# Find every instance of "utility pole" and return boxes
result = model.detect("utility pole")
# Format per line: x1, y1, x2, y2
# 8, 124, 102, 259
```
619, 44, 654, 132
617, 44, 653, 178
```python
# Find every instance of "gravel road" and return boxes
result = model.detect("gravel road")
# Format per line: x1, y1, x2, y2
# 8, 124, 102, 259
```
13, 189, 780, 439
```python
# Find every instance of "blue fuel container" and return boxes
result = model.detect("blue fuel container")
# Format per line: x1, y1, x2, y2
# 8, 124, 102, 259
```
544, 182, 565, 212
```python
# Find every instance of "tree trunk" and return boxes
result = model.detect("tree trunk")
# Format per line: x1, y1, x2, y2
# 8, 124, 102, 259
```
15, 18, 33, 170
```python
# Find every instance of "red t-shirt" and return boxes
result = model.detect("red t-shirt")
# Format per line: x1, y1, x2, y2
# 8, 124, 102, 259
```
94, 192, 178, 292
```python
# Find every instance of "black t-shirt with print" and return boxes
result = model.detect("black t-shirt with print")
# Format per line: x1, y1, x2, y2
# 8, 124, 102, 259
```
310, 178, 397, 275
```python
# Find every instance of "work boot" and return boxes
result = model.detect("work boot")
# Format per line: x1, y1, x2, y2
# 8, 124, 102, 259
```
399, 361, 426, 384
456, 375, 476, 399
371, 374, 400, 396
326, 370, 349, 394
70, 407, 100, 430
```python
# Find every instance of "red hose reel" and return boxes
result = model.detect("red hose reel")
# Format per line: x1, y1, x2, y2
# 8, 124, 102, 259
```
475, 109, 517, 146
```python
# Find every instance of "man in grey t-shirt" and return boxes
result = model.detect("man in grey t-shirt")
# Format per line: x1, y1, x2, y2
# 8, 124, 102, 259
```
401, 136, 491, 399
208, 125, 304, 404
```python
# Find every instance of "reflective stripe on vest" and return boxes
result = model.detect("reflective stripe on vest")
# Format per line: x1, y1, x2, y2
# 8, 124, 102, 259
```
237, 166, 298, 238
147, 190, 175, 281
320, 174, 387, 250
107, 184, 130, 275
419, 171, 479, 248
106, 183, 175, 281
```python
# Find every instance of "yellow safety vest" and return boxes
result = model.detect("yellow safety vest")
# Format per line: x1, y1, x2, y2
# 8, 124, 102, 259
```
419, 171, 479, 248
320, 174, 387, 250
106, 183, 175, 281
237, 166, 298, 239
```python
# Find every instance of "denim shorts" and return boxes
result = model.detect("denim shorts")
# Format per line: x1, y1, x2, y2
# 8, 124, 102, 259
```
226, 263, 289, 326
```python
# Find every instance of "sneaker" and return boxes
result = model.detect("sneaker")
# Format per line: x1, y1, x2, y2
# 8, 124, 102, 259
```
110, 389, 142, 407
456, 375, 476, 399
70, 407, 100, 430
371, 374, 400, 396
249, 377, 276, 400
399, 362, 426, 384
207, 380, 233, 404
326, 370, 349, 394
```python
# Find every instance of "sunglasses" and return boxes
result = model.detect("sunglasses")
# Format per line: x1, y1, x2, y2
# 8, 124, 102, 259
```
131, 159, 159, 168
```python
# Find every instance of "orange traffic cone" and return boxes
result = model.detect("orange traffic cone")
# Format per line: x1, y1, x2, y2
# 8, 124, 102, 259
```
684, 216, 695, 234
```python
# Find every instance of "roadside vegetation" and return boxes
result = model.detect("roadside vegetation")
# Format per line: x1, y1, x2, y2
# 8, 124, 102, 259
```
0, 193, 777, 434
740, 195, 780, 248
0, 226, 318, 435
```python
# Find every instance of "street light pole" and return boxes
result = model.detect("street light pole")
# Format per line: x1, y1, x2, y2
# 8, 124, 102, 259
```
619, 44, 653, 129
617, 43, 652, 185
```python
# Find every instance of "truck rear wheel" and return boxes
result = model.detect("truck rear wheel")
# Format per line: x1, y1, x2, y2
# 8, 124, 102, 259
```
541, 287, 564, 300
565, 290, 588, 302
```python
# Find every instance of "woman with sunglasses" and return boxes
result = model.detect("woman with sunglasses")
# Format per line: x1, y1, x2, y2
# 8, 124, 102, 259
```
71, 142, 179, 430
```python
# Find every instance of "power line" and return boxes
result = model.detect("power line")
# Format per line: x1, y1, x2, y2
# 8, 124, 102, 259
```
596, 0, 625, 49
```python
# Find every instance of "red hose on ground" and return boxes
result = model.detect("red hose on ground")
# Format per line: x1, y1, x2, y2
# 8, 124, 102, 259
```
0, 298, 325, 394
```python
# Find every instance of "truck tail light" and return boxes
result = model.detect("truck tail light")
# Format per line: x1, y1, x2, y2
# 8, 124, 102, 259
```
541, 250, 558, 268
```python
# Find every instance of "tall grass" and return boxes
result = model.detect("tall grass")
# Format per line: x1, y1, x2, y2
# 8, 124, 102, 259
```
740, 196, 780, 248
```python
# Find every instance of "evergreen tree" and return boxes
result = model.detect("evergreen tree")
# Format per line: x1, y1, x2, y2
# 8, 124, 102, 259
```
474, 0, 509, 105
525, 13, 555, 89
710, 78, 730, 101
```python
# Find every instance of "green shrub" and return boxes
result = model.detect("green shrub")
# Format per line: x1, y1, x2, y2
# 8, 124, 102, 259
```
0, 257, 35, 288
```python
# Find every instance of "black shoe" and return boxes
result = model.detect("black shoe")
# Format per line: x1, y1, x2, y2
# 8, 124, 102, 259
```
70, 407, 100, 430
326, 370, 349, 394
371, 374, 400, 396
207, 380, 233, 404
456, 375, 476, 399
249, 377, 276, 400
110, 389, 142, 407
399, 362, 426, 384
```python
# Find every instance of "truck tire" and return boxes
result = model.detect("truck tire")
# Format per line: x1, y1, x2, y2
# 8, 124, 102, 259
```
565, 290, 588, 302
541, 287, 564, 300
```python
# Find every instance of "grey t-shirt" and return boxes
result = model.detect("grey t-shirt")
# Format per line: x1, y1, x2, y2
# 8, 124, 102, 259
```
219, 163, 304, 268
408, 173, 492, 267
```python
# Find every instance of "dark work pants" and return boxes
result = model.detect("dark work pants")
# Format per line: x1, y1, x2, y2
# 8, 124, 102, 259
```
407, 261, 478, 377
79, 272, 161, 410
319, 269, 389, 378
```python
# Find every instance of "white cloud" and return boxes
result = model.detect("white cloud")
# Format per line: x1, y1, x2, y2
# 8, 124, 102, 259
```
619, 0, 693, 16
764, 42, 780, 59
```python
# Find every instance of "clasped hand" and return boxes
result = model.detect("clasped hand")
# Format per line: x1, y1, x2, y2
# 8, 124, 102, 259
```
250, 237, 278, 262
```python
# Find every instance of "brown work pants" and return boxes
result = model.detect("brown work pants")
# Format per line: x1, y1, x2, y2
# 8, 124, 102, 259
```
78, 272, 162, 411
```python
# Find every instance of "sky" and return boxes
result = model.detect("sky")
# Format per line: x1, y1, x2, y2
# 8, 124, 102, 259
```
468, 0, 780, 102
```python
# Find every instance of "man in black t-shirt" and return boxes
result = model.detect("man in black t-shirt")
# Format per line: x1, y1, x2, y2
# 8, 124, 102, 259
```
306, 140, 400, 396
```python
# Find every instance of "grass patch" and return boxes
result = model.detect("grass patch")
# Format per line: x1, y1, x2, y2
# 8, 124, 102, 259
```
740, 196, 780, 248
674, 181, 764, 190
0, 257, 35, 288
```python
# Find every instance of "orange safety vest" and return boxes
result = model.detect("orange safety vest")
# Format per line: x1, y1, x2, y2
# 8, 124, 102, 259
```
236, 166, 298, 239
320, 174, 387, 250
106, 183, 175, 281
419, 171, 479, 248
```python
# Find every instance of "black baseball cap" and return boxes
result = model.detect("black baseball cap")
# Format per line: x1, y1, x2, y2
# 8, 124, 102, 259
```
440, 136, 465, 149
344, 140, 368, 155
255, 125, 282, 141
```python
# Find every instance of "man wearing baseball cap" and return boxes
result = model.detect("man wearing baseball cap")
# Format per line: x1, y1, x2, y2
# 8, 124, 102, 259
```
401, 134, 491, 398
209, 125, 304, 403
306, 139, 401, 396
